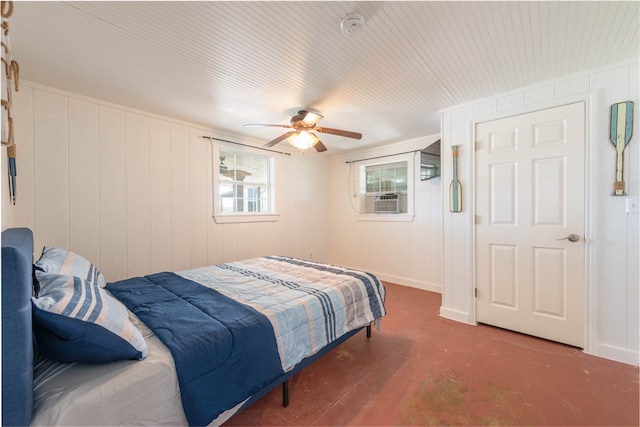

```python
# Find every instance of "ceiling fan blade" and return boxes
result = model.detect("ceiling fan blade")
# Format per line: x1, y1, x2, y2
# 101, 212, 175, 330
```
314, 140, 327, 152
315, 127, 362, 140
264, 131, 295, 148
247, 112, 351, 152
244, 123, 293, 129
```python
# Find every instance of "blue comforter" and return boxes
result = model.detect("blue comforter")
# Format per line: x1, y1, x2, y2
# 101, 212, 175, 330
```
108, 272, 284, 426
107, 256, 386, 426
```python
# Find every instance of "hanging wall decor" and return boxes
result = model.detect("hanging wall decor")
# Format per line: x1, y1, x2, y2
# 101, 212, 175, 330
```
2, 0, 19, 204
610, 101, 634, 196
449, 145, 462, 212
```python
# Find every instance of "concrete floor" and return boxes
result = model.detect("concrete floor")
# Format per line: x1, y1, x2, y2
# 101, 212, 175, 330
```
224, 282, 639, 426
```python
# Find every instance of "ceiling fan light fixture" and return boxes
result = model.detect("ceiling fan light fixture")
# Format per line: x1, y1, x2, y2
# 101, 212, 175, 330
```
299, 111, 323, 126
290, 130, 319, 150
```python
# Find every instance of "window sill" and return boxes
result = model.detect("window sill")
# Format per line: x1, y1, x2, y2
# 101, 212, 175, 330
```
356, 213, 415, 222
212, 213, 280, 224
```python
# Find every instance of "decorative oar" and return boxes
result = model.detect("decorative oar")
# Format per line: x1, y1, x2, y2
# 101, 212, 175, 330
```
449, 145, 462, 212
7, 143, 16, 205
610, 101, 634, 196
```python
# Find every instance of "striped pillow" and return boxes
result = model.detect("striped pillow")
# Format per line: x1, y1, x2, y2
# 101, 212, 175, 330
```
35, 246, 106, 288
32, 272, 147, 363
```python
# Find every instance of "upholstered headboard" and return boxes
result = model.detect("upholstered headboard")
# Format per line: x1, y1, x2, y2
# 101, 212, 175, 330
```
2, 227, 34, 426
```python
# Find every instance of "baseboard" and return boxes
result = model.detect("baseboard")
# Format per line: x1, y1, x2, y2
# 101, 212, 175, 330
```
372, 272, 442, 294
594, 344, 640, 366
439, 306, 474, 325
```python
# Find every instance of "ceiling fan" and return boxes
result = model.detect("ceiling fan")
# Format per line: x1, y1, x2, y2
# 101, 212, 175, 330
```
244, 110, 362, 152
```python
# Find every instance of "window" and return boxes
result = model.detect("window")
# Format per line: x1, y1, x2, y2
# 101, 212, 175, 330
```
217, 148, 274, 216
357, 156, 414, 219
365, 162, 408, 194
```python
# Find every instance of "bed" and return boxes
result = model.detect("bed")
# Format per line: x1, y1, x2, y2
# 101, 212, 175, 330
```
1, 227, 386, 426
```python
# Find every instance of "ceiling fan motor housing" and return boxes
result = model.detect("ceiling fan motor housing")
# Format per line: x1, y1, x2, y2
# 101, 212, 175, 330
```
291, 111, 308, 125
291, 110, 322, 127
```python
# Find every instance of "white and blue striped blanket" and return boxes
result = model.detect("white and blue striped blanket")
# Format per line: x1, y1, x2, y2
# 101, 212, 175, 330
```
108, 256, 386, 426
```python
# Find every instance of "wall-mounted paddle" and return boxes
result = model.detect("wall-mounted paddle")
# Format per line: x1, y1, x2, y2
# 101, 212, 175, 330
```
449, 145, 462, 212
610, 101, 634, 196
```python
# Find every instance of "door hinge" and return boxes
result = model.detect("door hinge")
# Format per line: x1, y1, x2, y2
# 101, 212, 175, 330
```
474, 141, 480, 151
475, 214, 480, 224
475, 288, 478, 298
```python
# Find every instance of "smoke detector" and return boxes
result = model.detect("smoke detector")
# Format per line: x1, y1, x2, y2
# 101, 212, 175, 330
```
341, 13, 365, 37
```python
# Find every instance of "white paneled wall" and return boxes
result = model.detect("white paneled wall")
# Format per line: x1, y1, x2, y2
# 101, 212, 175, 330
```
440, 59, 639, 366
124, 111, 151, 278
2, 83, 331, 281
149, 118, 172, 272
34, 90, 69, 248
328, 138, 443, 292
69, 99, 100, 265
99, 105, 127, 278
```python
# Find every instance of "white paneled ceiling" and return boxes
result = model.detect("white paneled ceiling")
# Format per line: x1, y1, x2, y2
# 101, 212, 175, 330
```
7, 1, 640, 153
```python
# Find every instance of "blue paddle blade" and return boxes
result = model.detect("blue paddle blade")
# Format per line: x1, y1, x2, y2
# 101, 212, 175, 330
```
610, 101, 634, 147
8, 157, 16, 204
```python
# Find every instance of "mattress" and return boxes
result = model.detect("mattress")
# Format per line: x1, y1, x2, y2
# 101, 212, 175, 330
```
31, 312, 189, 426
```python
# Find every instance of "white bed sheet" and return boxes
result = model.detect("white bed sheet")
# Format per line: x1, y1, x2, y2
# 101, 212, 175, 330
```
31, 312, 189, 426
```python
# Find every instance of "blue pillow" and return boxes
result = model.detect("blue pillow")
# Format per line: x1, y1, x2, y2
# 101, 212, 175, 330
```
35, 246, 107, 288
32, 272, 147, 364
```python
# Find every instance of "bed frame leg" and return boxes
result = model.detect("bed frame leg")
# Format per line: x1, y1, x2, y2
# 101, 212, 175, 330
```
282, 380, 289, 407
281, 325, 371, 408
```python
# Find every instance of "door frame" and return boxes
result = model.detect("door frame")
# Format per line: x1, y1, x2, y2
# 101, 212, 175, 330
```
468, 92, 597, 355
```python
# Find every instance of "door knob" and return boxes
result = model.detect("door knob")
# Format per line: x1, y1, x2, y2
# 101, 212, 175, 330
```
557, 234, 580, 242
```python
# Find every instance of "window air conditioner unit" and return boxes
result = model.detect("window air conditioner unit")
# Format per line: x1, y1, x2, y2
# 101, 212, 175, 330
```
373, 193, 400, 213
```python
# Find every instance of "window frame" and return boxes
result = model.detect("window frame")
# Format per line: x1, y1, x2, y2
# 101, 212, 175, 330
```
355, 152, 416, 222
364, 161, 409, 195
213, 146, 280, 224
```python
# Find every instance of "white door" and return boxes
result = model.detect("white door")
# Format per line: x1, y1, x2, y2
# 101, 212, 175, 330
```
475, 102, 585, 348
